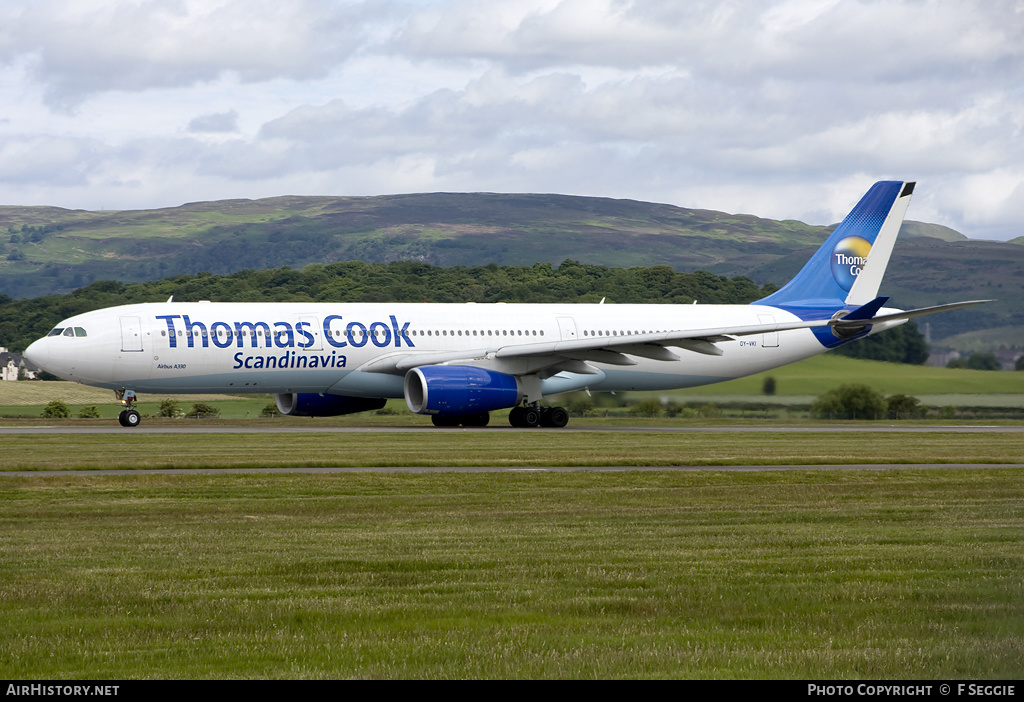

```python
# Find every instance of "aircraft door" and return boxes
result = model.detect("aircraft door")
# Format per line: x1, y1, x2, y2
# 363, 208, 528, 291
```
557, 317, 578, 341
299, 315, 322, 350
758, 314, 779, 348
120, 316, 144, 352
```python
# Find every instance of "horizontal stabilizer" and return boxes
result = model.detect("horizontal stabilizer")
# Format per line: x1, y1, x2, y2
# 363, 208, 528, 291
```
831, 299, 992, 330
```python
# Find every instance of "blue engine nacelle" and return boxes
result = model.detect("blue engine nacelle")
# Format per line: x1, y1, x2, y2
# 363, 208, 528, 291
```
275, 393, 387, 417
404, 366, 522, 415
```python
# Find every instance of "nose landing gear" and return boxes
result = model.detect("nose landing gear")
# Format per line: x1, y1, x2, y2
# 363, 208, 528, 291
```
115, 389, 141, 428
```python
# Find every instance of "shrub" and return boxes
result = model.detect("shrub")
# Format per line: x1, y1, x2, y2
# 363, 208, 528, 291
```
185, 402, 220, 418
629, 398, 663, 417
697, 403, 721, 418
260, 402, 279, 418
565, 393, 595, 417
762, 376, 776, 395
886, 394, 925, 420
158, 399, 181, 418
812, 384, 887, 420
41, 400, 71, 419
77, 405, 101, 419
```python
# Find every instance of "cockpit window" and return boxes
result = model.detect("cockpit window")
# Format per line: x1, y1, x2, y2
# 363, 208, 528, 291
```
47, 326, 87, 337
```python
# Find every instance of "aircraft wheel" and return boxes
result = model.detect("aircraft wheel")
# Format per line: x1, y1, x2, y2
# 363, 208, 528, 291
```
542, 406, 569, 428
520, 407, 541, 428
460, 412, 490, 427
119, 409, 141, 428
431, 414, 461, 427
508, 407, 524, 427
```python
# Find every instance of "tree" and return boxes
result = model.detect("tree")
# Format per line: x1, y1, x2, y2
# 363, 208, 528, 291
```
886, 394, 925, 420
831, 322, 929, 364
812, 384, 887, 420
966, 352, 1001, 371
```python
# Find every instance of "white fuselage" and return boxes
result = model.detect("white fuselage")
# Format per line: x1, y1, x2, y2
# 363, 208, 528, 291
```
25, 300, 847, 400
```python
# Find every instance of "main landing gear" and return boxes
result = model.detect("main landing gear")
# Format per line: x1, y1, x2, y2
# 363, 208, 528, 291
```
429, 405, 570, 428
508, 405, 569, 428
115, 389, 141, 428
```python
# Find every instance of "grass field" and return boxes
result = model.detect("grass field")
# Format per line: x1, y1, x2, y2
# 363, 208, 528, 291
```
0, 429, 1023, 471
3, 355, 1024, 421
2, 356, 1022, 678
2, 469, 1022, 679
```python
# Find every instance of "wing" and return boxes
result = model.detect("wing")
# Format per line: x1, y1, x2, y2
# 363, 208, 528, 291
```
358, 298, 991, 377
356, 298, 984, 377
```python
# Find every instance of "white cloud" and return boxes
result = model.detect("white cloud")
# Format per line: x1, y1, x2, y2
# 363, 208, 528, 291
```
187, 110, 239, 134
0, 0, 381, 111
0, 0, 1021, 239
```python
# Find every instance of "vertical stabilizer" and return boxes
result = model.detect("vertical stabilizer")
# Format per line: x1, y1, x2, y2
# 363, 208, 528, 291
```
844, 181, 914, 305
756, 181, 914, 311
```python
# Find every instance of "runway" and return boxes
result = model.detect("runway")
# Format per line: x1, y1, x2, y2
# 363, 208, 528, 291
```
2, 423, 1024, 434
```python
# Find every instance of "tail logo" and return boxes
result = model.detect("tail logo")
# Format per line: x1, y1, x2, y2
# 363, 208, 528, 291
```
830, 236, 871, 291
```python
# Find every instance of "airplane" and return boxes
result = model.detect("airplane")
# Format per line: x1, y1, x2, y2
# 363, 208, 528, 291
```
23, 180, 987, 428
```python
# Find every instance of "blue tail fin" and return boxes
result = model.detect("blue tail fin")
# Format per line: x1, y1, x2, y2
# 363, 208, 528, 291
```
755, 181, 915, 312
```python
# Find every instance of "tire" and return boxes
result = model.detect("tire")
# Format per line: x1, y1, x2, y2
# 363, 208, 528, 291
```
545, 406, 569, 428
461, 412, 490, 427
508, 407, 525, 427
121, 409, 141, 428
431, 414, 461, 427
520, 407, 541, 427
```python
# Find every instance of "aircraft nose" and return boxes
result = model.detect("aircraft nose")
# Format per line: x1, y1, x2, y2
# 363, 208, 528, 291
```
23, 338, 49, 371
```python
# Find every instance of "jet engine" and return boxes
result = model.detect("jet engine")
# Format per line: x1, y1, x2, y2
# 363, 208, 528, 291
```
404, 365, 522, 415
275, 392, 387, 417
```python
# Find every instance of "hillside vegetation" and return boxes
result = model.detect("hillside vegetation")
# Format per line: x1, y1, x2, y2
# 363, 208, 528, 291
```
2, 192, 1019, 347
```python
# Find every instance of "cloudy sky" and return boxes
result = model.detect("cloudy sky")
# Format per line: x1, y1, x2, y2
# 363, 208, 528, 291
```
1, 0, 1022, 239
